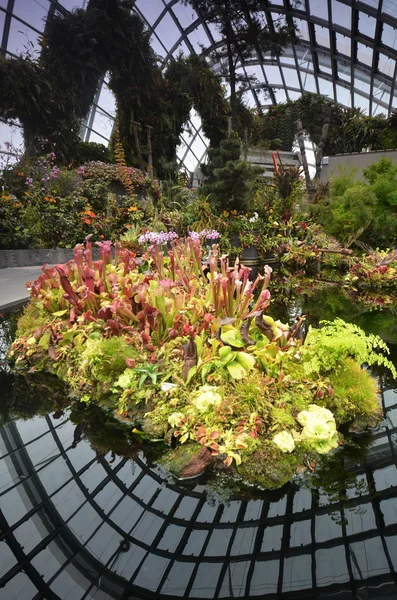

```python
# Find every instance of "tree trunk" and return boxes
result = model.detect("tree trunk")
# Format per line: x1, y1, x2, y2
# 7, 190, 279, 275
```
296, 119, 313, 200
315, 106, 332, 181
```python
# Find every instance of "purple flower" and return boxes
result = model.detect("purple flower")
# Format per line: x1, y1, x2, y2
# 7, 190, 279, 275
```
77, 166, 85, 176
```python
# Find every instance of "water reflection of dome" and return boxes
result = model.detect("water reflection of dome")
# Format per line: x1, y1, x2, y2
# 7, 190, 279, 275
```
0, 377, 397, 598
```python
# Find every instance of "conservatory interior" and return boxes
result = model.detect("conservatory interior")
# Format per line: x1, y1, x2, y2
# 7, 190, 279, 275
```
1, 1, 397, 599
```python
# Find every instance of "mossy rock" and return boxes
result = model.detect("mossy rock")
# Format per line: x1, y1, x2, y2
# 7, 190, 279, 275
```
328, 357, 381, 424
141, 416, 167, 440
160, 443, 213, 479
238, 445, 297, 490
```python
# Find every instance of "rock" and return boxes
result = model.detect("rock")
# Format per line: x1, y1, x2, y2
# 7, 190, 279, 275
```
238, 448, 296, 490
161, 443, 213, 479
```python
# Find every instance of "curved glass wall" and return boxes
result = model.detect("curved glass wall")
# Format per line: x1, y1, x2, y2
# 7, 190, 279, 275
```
1, 0, 397, 173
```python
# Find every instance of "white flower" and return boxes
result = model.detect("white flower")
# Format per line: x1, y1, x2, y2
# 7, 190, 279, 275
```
273, 430, 295, 453
249, 212, 259, 223
168, 412, 185, 427
194, 385, 222, 412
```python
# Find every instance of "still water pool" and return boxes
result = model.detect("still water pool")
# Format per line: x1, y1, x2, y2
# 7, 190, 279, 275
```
1, 284, 397, 599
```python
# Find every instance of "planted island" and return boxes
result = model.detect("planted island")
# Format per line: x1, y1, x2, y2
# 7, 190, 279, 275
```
8, 237, 396, 489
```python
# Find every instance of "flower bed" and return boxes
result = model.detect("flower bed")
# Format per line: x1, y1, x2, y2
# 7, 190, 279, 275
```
8, 238, 396, 489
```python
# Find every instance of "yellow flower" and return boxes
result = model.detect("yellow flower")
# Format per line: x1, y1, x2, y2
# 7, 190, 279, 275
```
128, 206, 138, 212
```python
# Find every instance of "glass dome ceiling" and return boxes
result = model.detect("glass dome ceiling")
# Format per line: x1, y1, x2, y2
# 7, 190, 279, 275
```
1, 0, 397, 174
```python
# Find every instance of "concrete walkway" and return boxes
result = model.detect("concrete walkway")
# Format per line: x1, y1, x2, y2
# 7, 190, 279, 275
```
0, 267, 43, 312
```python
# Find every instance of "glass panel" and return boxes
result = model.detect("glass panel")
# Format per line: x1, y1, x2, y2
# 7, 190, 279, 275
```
6, 18, 41, 56
378, 53, 396, 78
13, 0, 47, 31
302, 72, 317, 93
336, 85, 351, 106
188, 24, 209, 53
332, 0, 351, 28
250, 560, 279, 595
150, 33, 166, 59
264, 65, 283, 85
155, 11, 182, 50
282, 66, 300, 89
354, 70, 371, 94
316, 548, 349, 586
350, 538, 389, 579
358, 11, 377, 38
315, 24, 330, 48
171, 2, 197, 29
274, 88, 288, 103
294, 18, 310, 42
283, 554, 312, 591
383, 0, 397, 18
336, 33, 351, 57
309, 0, 328, 20
382, 23, 397, 51
354, 93, 370, 114
135, 0, 165, 26
338, 61, 351, 82
357, 42, 373, 66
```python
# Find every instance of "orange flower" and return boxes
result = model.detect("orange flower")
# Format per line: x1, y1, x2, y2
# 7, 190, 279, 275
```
126, 224, 132, 229
100, 234, 104, 238
84, 218, 92, 225
127, 206, 138, 212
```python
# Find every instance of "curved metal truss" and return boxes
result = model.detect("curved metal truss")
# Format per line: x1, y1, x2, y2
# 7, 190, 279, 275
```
1, 0, 397, 174
1, 377, 397, 598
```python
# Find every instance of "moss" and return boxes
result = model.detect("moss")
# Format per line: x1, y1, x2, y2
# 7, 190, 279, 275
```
79, 336, 138, 382
328, 357, 380, 424
238, 442, 299, 490
140, 415, 167, 440
16, 303, 53, 337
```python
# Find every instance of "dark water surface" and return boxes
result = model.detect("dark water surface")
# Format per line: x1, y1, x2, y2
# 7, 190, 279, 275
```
1, 285, 397, 600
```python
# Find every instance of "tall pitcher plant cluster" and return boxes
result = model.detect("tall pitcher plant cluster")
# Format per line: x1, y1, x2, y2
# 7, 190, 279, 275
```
28, 236, 272, 347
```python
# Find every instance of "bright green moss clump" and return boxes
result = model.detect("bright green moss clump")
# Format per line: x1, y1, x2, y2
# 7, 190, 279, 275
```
328, 358, 381, 425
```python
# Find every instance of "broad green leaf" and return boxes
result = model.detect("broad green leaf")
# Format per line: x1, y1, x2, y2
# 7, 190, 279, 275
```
236, 352, 255, 372
221, 328, 245, 348
219, 345, 232, 360
219, 346, 237, 365
227, 361, 246, 379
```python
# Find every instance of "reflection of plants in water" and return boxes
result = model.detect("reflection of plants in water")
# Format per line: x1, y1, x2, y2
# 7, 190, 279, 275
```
0, 370, 68, 425
69, 402, 142, 459
0, 311, 20, 367
304, 434, 376, 525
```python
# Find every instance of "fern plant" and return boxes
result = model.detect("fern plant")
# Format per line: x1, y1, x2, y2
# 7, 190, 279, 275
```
302, 318, 397, 378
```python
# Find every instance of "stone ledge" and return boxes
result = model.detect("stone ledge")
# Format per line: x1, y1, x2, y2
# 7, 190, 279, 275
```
0, 248, 100, 269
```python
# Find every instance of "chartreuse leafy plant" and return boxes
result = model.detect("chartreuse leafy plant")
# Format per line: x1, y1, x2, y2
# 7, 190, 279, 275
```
8, 237, 393, 489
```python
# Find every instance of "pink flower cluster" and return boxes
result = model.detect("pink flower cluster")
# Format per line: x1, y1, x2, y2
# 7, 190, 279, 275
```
138, 231, 179, 245
188, 229, 220, 241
